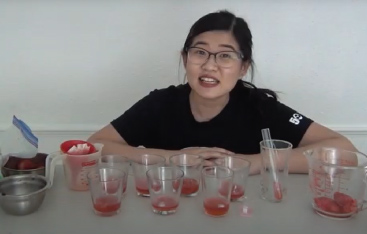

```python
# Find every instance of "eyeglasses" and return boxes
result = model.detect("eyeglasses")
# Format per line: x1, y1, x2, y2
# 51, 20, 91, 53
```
186, 47, 243, 68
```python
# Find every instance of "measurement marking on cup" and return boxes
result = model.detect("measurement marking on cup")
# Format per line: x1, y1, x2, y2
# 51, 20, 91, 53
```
321, 173, 333, 196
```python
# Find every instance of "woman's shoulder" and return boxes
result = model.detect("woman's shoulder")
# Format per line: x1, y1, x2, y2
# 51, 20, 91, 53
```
232, 80, 278, 106
149, 83, 189, 96
138, 83, 190, 109
232, 81, 313, 131
147, 83, 189, 100
232, 80, 303, 121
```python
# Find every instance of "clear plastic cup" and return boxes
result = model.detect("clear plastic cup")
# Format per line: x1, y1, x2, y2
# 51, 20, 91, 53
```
201, 166, 234, 217
131, 154, 166, 197
147, 166, 184, 215
87, 168, 125, 216
260, 139, 292, 202
215, 156, 251, 201
98, 154, 131, 196
169, 154, 203, 197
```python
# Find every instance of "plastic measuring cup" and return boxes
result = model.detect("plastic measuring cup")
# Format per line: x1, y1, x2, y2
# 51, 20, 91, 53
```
304, 147, 367, 219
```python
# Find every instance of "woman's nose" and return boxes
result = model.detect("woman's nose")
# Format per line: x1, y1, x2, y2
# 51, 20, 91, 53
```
201, 54, 218, 71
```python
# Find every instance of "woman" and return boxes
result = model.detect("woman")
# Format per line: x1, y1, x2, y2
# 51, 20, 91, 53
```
87, 10, 356, 174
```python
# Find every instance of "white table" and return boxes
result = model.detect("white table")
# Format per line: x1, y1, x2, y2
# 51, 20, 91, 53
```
1, 166, 366, 234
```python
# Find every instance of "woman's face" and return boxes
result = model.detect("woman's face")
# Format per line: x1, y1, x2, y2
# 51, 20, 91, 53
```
183, 31, 248, 101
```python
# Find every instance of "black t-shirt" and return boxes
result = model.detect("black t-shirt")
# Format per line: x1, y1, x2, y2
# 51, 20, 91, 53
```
111, 81, 313, 154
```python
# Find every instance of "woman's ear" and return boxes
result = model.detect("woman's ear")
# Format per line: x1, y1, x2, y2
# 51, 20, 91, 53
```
239, 62, 250, 77
181, 51, 187, 69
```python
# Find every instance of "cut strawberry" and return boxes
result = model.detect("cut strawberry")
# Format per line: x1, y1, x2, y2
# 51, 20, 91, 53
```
314, 196, 342, 214
334, 192, 358, 214
17, 159, 38, 170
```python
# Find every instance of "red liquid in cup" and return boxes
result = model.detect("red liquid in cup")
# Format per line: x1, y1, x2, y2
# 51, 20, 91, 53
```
93, 195, 121, 213
135, 178, 149, 195
219, 181, 244, 200
273, 181, 283, 201
230, 184, 244, 200
172, 178, 199, 195
204, 197, 229, 216
152, 196, 179, 212
181, 178, 199, 195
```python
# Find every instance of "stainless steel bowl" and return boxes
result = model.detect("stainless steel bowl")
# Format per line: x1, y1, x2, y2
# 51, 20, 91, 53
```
0, 174, 49, 215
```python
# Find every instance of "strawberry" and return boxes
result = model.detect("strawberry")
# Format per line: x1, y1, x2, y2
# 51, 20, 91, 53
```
17, 159, 38, 170
314, 196, 342, 213
334, 192, 358, 214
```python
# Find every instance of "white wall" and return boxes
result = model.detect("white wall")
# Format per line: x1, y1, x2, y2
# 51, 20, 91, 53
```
1, 0, 367, 152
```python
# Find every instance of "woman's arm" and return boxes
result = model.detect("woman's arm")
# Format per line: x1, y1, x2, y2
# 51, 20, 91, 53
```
87, 124, 234, 164
239, 122, 357, 175
286, 122, 357, 173
87, 124, 178, 161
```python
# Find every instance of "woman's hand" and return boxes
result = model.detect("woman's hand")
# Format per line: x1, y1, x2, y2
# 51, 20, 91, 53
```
179, 147, 234, 166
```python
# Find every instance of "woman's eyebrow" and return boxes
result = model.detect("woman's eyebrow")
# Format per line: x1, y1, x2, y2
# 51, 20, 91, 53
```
192, 41, 207, 47
191, 41, 237, 51
218, 44, 236, 51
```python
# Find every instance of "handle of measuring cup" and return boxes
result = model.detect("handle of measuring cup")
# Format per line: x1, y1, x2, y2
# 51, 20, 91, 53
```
362, 175, 367, 211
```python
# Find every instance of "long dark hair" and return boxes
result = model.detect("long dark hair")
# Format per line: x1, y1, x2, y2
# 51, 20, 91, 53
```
182, 10, 278, 100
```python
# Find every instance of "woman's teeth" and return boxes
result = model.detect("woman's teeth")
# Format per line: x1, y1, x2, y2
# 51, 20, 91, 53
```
199, 77, 218, 83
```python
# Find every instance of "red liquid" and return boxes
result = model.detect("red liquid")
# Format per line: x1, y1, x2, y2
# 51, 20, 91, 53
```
123, 184, 127, 193
152, 196, 179, 212
93, 195, 121, 214
181, 178, 199, 195
204, 197, 229, 216
273, 182, 283, 201
230, 184, 244, 200
219, 181, 244, 200
135, 178, 149, 195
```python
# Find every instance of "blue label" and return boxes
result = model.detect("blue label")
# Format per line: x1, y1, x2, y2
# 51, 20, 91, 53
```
12, 115, 38, 148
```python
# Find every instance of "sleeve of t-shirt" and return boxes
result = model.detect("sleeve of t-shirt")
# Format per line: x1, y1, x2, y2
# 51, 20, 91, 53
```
262, 97, 314, 148
110, 90, 162, 147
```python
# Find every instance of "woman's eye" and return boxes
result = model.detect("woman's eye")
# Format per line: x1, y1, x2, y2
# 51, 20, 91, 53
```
219, 53, 233, 59
195, 50, 206, 55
